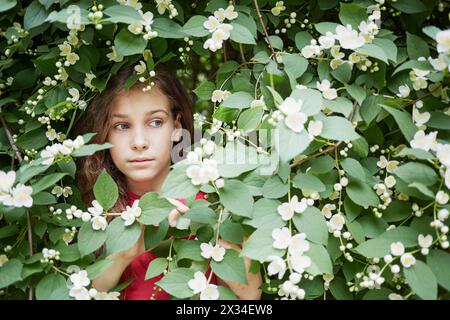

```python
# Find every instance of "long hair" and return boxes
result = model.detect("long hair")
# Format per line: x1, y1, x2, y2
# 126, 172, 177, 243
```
74, 65, 194, 215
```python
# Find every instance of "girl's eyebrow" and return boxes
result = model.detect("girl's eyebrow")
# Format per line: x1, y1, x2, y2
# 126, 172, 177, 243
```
111, 109, 169, 118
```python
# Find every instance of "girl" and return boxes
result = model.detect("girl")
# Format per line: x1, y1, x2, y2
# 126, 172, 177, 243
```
74, 65, 262, 300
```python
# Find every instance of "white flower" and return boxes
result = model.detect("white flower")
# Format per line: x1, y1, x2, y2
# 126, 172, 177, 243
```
328, 214, 345, 232
386, 160, 399, 173
46, 129, 57, 141
376, 155, 388, 168
0, 171, 15, 193
52, 185, 63, 197
335, 24, 365, 50
69, 286, 91, 300
106, 46, 124, 62
155, 0, 171, 14
40, 145, 57, 165
288, 233, 310, 255
84, 72, 96, 89
446, 169, 450, 190
436, 29, 450, 54
437, 144, 450, 167
277, 196, 307, 221
204, 16, 220, 32
121, 200, 142, 226
81, 211, 91, 222
66, 52, 79, 65
215, 178, 225, 189
397, 85, 410, 98
200, 284, 219, 300
289, 251, 311, 274
438, 208, 449, 221
400, 253, 416, 268
141, 11, 154, 31
186, 151, 200, 164
388, 293, 404, 300
279, 97, 302, 116
68, 88, 79, 102
301, 45, 320, 59
186, 165, 205, 185
134, 61, 146, 74
428, 54, 448, 71
390, 242, 405, 256
316, 80, 337, 100
318, 32, 335, 49
436, 191, 449, 205
212, 24, 232, 42
88, 200, 103, 217
278, 97, 308, 133
200, 242, 226, 262
203, 141, 216, 155
384, 176, 396, 188
413, 108, 430, 125
211, 89, 230, 103
410, 69, 429, 91
267, 255, 286, 279
91, 216, 108, 231
188, 271, 207, 294
272, 227, 292, 250
224, 5, 238, 20
10, 184, 33, 208
203, 38, 222, 52
410, 130, 437, 152
308, 120, 323, 136
128, 22, 143, 34
418, 234, 433, 248
0, 254, 8, 267
321, 204, 336, 219
69, 270, 90, 288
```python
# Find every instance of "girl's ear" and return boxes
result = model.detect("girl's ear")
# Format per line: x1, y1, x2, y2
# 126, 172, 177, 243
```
171, 114, 183, 142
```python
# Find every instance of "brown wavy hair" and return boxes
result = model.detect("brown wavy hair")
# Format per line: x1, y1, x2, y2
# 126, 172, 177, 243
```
74, 65, 194, 215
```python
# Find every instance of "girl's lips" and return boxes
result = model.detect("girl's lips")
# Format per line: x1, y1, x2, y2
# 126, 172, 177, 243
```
129, 159, 154, 166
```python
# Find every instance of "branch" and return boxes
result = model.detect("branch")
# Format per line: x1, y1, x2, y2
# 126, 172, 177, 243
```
0, 113, 34, 299
253, 0, 280, 67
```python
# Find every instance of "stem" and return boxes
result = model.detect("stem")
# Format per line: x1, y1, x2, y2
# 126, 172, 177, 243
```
65, 109, 77, 136
0, 113, 35, 299
0, 113, 23, 163
253, 0, 280, 67
239, 44, 246, 64
290, 142, 343, 168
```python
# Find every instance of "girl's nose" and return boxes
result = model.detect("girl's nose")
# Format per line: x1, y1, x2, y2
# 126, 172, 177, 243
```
131, 128, 149, 150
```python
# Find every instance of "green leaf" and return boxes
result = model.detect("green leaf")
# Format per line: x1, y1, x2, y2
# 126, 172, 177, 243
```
211, 249, 247, 284
19, 164, 49, 184
24, 0, 48, 30
354, 238, 391, 258
71, 143, 113, 157
396, 147, 434, 161
138, 192, 174, 226
244, 198, 285, 229
155, 268, 195, 299
193, 81, 215, 101
324, 97, 353, 118
379, 226, 419, 247
427, 250, 450, 291
355, 44, 388, 64
182, 15, 209, 37
283, 53, 308, 82
407, 32, 430, 60
422, 26, 440, 40
114, 28, 147, 57
0, 0, 16, 12
403, 260, 437, 300
86, 259, 113, 280
339, 3, 367, 29
174, 240, 203, 261
0, 258, 23, 289
315, 22, 340, 35
230, 22, 256, 45
306, 243, 333, 276
242, 228, 284, 263
221, 91, 254, 109
292, 173, 326, 192
219, 221, 244, 244
145, 257, 167, 280
213, 139, 260, 178
340, 158, 366, 181
291, 89, 323, 116
219, 180, 253, 218
295, 31, 313, 51
345, 84, 366, 106
218, 286, 238, 300
373, 38, 397, 64
160, 163, 199, 199
320, 116, 360, 141
31, 173, 67, 195
238, 106, 264, 132
380, 105, 417, 141
77, 222, 107, 257
106, 218, 141, 255
35, 274, 70, 300
394, 162, 438, 186
152, 18, 186, 38
346, 180, 379, 208
330, 277, 354, 300
103, 5, 145, 24
144, 221, 169, 250
183, 202, 217, 226
292, 207, 329, 246
262, 176, 289, 199
331, 63, 352, 84
391, 0, 427, 14
93, 170, 118, 211
274, 122, 312, 162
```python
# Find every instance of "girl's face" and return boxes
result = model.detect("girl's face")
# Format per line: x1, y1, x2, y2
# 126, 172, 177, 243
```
107, 86, 182, 195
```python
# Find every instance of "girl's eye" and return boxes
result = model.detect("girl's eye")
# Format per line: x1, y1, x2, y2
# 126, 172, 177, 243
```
114, 123, 129, 130
149, 119, 163, 127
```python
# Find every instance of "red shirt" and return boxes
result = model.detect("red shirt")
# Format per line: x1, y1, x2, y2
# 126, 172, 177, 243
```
120, 191, 217, 300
